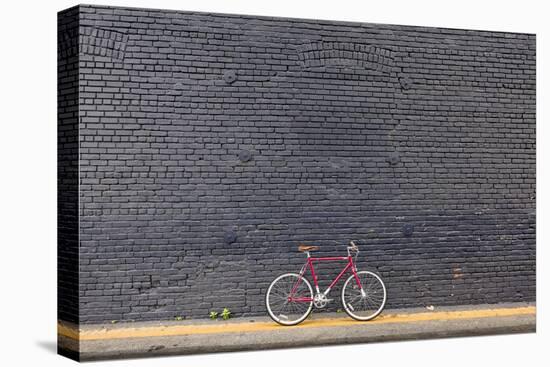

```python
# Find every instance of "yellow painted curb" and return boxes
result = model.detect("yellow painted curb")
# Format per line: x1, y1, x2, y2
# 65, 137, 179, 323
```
59, 306, 535, 341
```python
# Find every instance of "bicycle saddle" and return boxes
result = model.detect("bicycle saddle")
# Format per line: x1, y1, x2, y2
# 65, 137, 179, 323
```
298, 244, 320, 252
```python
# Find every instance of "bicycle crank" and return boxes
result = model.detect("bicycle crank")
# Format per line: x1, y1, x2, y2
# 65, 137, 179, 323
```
313, 293, 333, 308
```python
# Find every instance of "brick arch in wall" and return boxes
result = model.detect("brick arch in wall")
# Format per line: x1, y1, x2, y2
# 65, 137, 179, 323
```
297, 41, 394, 72
286, 41, 399, 154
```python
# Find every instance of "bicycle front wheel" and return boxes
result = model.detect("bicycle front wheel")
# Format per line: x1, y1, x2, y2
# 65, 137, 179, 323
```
341, 270, 386, 321
266, 273, 313, 326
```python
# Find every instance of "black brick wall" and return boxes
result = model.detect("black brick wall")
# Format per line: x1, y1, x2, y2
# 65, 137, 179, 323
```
58, 6, 80, 324
58, 5, 536, 324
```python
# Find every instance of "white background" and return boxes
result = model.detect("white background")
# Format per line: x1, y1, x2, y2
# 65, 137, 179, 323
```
0, 0, 546, 365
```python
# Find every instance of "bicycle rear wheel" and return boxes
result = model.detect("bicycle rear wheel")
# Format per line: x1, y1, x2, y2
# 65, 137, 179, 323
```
266, 273, 313, 326
341, 270, 386, 321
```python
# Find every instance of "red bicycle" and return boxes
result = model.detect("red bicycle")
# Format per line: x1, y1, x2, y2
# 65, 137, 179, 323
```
266, 240, 387, 326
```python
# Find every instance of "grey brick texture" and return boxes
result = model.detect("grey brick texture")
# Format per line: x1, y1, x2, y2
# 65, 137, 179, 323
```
58, 6, 80, 324
58, 5, 536, 324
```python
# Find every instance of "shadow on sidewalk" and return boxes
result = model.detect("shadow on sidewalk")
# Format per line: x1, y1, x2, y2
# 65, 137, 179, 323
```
36, 340, 57, 354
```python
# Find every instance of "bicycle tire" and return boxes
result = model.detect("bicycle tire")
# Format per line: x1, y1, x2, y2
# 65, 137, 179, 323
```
265, 273, 314, 326
341, 270, 386, 321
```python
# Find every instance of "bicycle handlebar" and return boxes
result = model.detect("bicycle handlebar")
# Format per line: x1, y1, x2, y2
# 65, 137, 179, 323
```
348, 241, 359, 257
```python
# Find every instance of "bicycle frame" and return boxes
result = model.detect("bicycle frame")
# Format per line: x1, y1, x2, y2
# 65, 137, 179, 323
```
289, 249, 365, 302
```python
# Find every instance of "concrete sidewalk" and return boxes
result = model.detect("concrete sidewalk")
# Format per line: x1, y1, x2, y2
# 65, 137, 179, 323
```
58, 302, 536, 361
